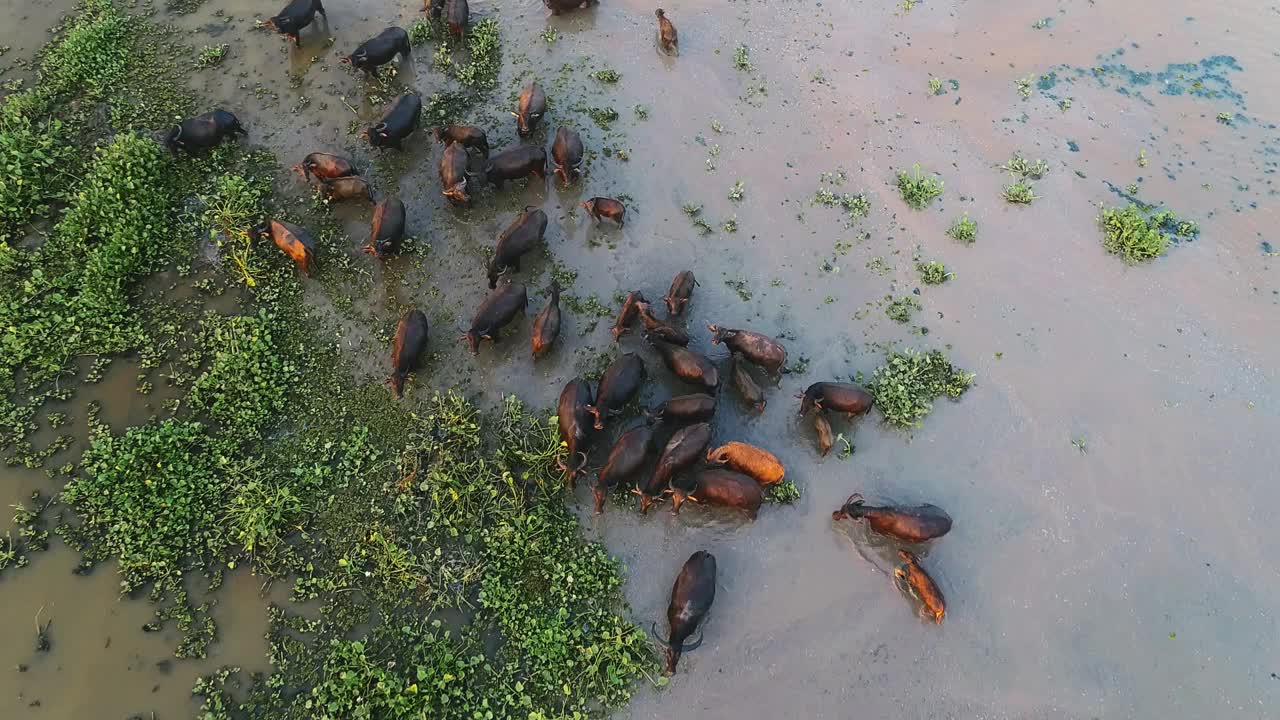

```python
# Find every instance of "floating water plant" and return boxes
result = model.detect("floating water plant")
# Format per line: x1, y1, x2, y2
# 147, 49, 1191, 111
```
869, 349, 975, 427
885, 295, 921, 323
1097, 204, 1198, 263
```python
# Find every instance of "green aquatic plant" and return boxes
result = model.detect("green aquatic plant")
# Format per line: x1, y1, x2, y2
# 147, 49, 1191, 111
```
584, 105, 620, 129
1098, 204, 1168, 263
1002, 181, 1039, 204
916, 261, 951, 285
1015, 74, 1037, 99
408, 18, 441, 46
885, 295, 921, 323
733, 44, 752, 71
869, 349, 975, 428
728, 180, 746, 201
834, 434, 854, 460
592, 67, 621, 83
194, 395, 658, 718
453, 19, 501, 90
928, 76, 943, 95
195, 43, 227, 68
725, 277, 752, 301
431, 43, 452, 72
897, 164, 944, 209
186, 311, 297, 445
64, 419, 230, 591
199, 172, 271, 287
813, 187, 870, 224
1, 133, 178, 393
947, 213, 977, 243
30, 0, 136, 109
767, 480, 802, 504
0, 107, 76, 249
1000, 152, 1049, 180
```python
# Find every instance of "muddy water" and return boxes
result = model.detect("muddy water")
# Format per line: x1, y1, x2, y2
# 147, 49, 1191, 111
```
3, 0, 1279, 717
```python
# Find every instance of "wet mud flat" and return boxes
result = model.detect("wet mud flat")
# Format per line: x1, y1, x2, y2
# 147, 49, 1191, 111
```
2, 0, 1279, 718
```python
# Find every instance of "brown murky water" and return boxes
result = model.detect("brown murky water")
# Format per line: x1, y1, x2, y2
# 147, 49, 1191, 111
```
2, 0, 1278, 717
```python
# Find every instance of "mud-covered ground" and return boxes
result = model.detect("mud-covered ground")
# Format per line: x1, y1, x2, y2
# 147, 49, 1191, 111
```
2, 0, 1278, 717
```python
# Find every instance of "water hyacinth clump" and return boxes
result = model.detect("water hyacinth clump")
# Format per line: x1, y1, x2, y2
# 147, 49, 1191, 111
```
869, 349, 975, 428
1097, 204, 1198, 263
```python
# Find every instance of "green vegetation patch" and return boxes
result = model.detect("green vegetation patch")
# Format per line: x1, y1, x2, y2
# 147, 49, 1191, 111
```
767, 480, 802, 504
454, 18, 502, 90
65, 419, 229, 592
29, 0, 136, 109
1000, 152, 1048, 180
186, 311, 297, 446
0, 107, 76, 249
194, 396, 657, 719
869, 349, 975, 428
1002, 180, 1038, 204
195, 43, 228, 69
813, 186, 870, 226
199, 170, 273, 287
897, 164, 944, 209
592, 67, 622, 83
2, 133, 179, 393
916, 261, 951, 285
409, 17, 502, 91
947, 213, 977, 243
885, 295, 921, 323
1098, 204, 1198, 263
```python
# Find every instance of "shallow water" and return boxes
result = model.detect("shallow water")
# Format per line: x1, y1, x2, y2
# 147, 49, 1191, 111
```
2, 0, 1278, 717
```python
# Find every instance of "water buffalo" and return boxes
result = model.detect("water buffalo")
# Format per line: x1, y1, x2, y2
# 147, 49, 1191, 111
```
263, 0, 326, 46
345, 27, 410, 76
165, 110, 245, 156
